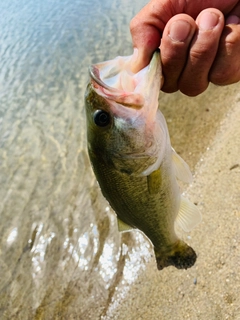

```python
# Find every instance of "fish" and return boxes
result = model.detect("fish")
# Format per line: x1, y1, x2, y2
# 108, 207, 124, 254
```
84, 50, 201, 270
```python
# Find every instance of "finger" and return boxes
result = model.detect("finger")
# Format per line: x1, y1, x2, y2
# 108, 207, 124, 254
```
179, 9, 225, 96
130, 23, 161, 74
130, 0, 238, 74
160, 14, 197, 93
210, 23, 240, 85
226, 15, 240, 24
212, 0, 240, 85
130, 3, 166, 73
225, 3, 240, 25
226, 1, 240, 24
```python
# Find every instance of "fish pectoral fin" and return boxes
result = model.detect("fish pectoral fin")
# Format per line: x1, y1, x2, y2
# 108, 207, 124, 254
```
175, 196, 202, 232
147, 168, 162, 194
171, 148, 192, 183
117, 218, 133, 232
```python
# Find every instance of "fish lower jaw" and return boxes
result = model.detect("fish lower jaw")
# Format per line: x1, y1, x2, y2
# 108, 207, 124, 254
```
154, 240, 197, 270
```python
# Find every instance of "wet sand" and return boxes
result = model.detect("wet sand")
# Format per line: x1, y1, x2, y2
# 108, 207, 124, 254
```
102, 82, 240, 320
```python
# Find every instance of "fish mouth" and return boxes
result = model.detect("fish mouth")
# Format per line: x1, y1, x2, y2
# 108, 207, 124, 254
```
89, 65, 120, 94
89, 65, 144, 109
89, 50, 162, 110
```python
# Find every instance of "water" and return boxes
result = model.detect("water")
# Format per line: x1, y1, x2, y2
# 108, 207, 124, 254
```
0, 0, 150, 318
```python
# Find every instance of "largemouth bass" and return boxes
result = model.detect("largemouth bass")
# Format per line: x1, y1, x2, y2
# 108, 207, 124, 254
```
85, 51, 201, 270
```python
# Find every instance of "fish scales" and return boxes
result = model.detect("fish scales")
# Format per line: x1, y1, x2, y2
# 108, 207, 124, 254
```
89, 142, 177, 249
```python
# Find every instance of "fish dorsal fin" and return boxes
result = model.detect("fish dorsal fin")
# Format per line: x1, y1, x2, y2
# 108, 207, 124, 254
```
171, 148, 192, 183
147, 168, 162, 194
175, 196, 202, 232
117, 218, 133, 232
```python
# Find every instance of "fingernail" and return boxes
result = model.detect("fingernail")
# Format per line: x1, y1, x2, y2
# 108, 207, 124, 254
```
168, 20, 191, 42
198, 11, 219, 31
226, 15, 240, 25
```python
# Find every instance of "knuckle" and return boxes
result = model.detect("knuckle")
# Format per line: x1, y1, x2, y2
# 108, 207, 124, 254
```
161, 81, 178, 93
190, 44, 211, 62
179, 80, 208, 97
210, 64, 238, 86
222, 25, 240, 48
180, 88, 204, 97
210, 27, 240, 85
161, 52, 184, 69
210, 66, 230, 85
129, 17, 138, 33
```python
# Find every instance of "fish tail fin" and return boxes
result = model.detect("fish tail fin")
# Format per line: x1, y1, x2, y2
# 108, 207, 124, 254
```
154, 240, 197, 270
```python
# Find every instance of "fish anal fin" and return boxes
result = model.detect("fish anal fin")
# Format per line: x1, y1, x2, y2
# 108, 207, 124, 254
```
172, 148, 192, 183
117, 218, 133, 232
147, 168, 162, 194
175, 196, 202, 232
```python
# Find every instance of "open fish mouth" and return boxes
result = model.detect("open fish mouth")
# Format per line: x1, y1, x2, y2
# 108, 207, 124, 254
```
88, 58, 145, 109
89, 65, 120, 94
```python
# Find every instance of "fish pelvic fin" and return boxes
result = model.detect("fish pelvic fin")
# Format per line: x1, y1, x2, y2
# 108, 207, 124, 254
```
117, 218, 134, 232
154, 240, 197, 270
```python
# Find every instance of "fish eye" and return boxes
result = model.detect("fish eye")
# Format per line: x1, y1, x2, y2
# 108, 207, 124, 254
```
93, 110, 111, 127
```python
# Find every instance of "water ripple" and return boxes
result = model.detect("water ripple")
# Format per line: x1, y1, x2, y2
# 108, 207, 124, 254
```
0, 0, 149, 318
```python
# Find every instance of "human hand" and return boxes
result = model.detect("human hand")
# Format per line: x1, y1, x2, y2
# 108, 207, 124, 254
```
130, 0, 240, 96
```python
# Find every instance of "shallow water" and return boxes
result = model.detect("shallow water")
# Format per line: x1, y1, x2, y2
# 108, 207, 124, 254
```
0, 0, 151, 318
0, 0, 237, 319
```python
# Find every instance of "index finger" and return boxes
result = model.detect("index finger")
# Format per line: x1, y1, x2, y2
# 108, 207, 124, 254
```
130, 3, 167, 72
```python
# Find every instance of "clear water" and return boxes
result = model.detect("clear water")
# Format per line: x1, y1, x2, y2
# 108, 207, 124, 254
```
0, 0, 151, 318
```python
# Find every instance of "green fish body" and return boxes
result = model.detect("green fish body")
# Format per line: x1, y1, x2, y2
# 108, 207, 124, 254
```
85, 51, 201, 270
